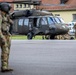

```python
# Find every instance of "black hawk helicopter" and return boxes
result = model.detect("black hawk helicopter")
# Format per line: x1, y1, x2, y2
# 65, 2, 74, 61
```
0, 0, 69, 39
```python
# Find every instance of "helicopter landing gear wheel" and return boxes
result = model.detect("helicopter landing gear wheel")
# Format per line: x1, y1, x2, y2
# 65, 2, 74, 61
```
50, 35, 55, 39
27, 32, 33, 40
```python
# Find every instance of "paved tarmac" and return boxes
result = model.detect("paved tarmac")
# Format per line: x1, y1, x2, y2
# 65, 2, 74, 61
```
0, 40, 76, 75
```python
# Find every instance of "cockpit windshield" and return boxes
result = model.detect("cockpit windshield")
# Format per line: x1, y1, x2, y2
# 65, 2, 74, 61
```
54, 17, 65, 23
47, 17, 55, 25
54, 17, 61, 23
58, 17, 65, 23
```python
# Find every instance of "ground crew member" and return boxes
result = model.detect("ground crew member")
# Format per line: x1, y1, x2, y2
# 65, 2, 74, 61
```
73, 23, 76, 38
0, 3, 13, 72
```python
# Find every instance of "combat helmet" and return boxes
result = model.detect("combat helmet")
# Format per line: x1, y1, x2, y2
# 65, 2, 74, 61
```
0, 2, 11, 14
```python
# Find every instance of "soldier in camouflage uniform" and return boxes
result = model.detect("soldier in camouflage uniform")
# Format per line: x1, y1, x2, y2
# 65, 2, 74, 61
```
0, 3, 13, 72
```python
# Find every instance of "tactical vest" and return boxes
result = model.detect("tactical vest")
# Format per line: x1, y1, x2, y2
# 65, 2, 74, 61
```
0, 14, 2, 29
1, 14, 10, 32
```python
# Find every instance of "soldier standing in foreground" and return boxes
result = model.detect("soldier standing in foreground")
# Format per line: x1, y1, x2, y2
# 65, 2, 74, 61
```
0, 3, 13, 72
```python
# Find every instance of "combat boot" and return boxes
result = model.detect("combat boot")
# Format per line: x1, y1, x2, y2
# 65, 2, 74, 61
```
1, 68, 13, 72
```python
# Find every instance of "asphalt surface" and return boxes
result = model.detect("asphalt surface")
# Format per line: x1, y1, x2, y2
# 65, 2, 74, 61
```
0, 40, 76, 75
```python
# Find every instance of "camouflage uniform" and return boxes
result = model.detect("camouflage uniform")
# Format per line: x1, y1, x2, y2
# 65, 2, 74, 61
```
73, 23, 76, 38
0, 14, 12, 70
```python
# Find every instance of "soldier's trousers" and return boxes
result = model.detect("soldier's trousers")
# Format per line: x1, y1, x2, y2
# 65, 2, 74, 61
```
0, 34, 11, 70
75, 31, 76, 38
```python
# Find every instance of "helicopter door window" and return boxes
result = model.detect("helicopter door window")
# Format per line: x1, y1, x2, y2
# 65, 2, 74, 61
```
41, 17, 47, 25
18, 19, 24, 26
37, 18, 40, 27
24, 19, 29, 26
47, 17, 55, 25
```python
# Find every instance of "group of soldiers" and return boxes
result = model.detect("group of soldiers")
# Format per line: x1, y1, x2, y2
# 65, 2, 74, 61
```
0, 3, 13, 72
42, 23, 76, 40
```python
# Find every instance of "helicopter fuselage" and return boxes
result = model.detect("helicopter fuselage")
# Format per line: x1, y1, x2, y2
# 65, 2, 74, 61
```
11, 10, 69, 39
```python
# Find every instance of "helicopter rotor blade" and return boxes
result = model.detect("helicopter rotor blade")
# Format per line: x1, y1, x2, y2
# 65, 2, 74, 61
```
0, 1, 41, 5
40, 3, 70, 6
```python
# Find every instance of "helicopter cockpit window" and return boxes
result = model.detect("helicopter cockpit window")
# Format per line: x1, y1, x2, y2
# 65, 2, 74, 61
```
18, 19, 24, 26
57, 17, 65, 23
24, 19, 29, 26
41, 17, 48, 25
47, 17, 55, 25
54, 17, 61, 23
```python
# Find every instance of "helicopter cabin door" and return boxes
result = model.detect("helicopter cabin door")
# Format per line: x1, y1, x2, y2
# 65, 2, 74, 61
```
18, 18, 29, 34
28, 18, 33, 32
39, 17, 49, 34
18, 18, 24, 34
23, 18, 29, 34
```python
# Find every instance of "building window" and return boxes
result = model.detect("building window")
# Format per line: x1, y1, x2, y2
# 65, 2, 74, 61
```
16, 4, 19, 8
28, 5, 30, 8
73, 14, 76, 21
24, 4, 26, 8
60, 0, 68, 4
20, 4, 22, 8
55, 14, 60, 16
26, 4, 30, 8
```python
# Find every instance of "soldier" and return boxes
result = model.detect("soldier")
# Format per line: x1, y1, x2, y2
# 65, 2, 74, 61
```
73, 23, 76, 38
0, 3, 13, 72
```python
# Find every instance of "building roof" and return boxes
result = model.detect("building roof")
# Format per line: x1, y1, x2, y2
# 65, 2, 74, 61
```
0, 0, 41, 2
37, 0, 76, 11
0, 0, 14, 2
0, 0, 76, 11
13, 0, 41, 1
